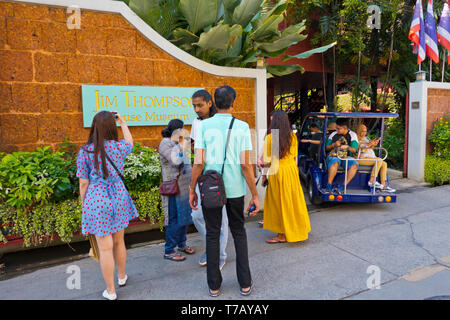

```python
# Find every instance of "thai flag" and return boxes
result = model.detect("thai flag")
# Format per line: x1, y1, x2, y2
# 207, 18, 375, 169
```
438, 1, 450, 63
425, 0, 439, 63
409, 0, 426, 64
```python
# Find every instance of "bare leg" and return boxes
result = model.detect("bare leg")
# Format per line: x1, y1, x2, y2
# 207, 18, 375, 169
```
112, 229, 126, 280
328, 162, 339, 184
346, 164, 358, 184
96, 234, 115, 294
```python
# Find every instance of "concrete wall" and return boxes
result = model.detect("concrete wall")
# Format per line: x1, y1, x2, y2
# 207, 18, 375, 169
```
408, 81, 450, 182
0, 0, 266, 153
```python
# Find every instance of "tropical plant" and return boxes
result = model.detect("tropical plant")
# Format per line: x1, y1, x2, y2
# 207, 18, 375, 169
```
119, 0, 336, 77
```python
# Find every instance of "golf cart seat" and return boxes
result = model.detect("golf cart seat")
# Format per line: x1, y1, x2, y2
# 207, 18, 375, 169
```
336, 164, 374, 174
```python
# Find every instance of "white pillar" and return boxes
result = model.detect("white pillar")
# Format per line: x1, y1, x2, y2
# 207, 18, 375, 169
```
408, 81, 450, 182
408, 81, 427, 182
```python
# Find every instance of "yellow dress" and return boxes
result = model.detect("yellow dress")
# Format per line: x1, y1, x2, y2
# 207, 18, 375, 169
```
263, 133, 311, 242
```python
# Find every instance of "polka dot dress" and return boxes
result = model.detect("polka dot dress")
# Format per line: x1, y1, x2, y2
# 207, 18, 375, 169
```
76, 140, 138, 237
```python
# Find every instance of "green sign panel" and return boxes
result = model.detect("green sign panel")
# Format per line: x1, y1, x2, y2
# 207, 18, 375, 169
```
81, 85, 202, 127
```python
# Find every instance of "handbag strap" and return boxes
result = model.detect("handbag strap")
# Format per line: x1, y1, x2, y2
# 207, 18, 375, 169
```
105, 152, 127, 190
221, 117, 235, 175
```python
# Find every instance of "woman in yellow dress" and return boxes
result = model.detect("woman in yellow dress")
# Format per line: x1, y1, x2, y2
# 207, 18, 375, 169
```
262, 111, 311, 243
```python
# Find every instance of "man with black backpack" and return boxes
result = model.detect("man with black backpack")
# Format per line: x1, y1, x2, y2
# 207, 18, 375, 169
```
189, 85, 260, 297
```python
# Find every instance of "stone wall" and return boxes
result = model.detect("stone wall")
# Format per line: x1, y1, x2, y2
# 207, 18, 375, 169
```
426, 88, 450, 154
0, 1, 256, 153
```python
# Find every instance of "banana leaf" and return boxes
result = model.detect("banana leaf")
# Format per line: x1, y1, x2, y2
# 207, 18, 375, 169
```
227, 24, 243, 57
194, 24, 230, 51
232, 0, 264, 29
251, 0, 287, 31
250, 14, 283, 43
129, 0, 159, 14
171, 28, 200, 51
282, 41, 337, 61
180, 0, 220, 34
266, 64, 305, 77
257, 25, 307, 53
223, 0, 241, 24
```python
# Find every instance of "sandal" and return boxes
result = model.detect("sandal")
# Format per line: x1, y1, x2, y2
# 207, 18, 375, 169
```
266, 236, 287, 244
164, 253, 186, 261
178, 246, 195, 254
208, 288, 220, 297
240, 281, 254, 296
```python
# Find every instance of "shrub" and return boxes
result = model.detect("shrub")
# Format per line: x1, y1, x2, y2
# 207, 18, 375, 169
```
123, 143, 162, 192
0, 147, 76, 209
428, 115, 450, 159
0, 141, 165, 247
425, 155, 450, 186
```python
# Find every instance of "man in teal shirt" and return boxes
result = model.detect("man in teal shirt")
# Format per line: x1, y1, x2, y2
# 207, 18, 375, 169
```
189, 85, 259, 297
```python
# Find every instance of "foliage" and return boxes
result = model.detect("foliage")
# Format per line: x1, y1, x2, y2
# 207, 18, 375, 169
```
336, 92, 399, 113
381, 117, 404, 170
0, 199, 82, 247
0, 147, 76, 209
121, 0, 335, 77
123, 142, 162, 191
130, 187, 164, 230
425, 155, 450, 186
428, 115, 450, 159
0, 140, 164, 247
290, 0, 417, 117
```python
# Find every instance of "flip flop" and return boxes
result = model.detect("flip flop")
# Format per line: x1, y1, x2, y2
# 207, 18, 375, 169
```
266, 237, 287, 244
164, 253, 186, 261
208, 288, 220, 297
240, 281, 254, 296
178, 246, 195, 254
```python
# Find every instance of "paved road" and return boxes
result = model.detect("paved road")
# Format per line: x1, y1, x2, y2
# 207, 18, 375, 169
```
1, 178, 449, 300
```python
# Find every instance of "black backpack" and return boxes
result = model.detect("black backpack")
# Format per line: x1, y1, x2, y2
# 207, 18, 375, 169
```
198, 117, 235, 210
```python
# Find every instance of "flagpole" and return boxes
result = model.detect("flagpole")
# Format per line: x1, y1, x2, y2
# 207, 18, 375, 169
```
430, 58, 432, 81
442, 49, 446, 82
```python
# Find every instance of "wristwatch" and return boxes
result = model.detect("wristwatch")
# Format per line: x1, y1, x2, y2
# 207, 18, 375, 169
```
189, 185, 196, 194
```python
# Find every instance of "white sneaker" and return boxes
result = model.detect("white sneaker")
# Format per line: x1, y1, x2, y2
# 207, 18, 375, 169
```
368, 181, 384, 189
381, 185, 396, 193
118, 274, 128, 287
102, 289, 117, 300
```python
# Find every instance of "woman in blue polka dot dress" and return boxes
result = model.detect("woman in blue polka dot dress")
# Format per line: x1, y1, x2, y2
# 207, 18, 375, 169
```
76, 110, 138, 300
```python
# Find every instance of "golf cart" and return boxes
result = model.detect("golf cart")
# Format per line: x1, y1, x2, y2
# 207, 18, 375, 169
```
297, 112, 398, 205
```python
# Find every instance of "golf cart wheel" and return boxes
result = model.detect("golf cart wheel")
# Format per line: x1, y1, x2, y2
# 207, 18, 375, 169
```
308, 178, 323, 205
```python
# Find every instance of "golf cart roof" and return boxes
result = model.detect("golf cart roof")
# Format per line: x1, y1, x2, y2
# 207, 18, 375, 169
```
307, 112, 399, 118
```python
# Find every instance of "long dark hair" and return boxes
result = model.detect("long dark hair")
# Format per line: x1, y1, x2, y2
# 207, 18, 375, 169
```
192, 90, 217, 118
161, 119, 184, 138
83, 111, 118, 179
269, 110, 293, 159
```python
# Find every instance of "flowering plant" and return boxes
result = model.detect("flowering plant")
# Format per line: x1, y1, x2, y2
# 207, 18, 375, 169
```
123, 143, 162, 191
429, 115, 450, 159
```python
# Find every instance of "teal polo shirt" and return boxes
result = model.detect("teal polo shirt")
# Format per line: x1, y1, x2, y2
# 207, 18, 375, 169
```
194, 113, 252, 198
